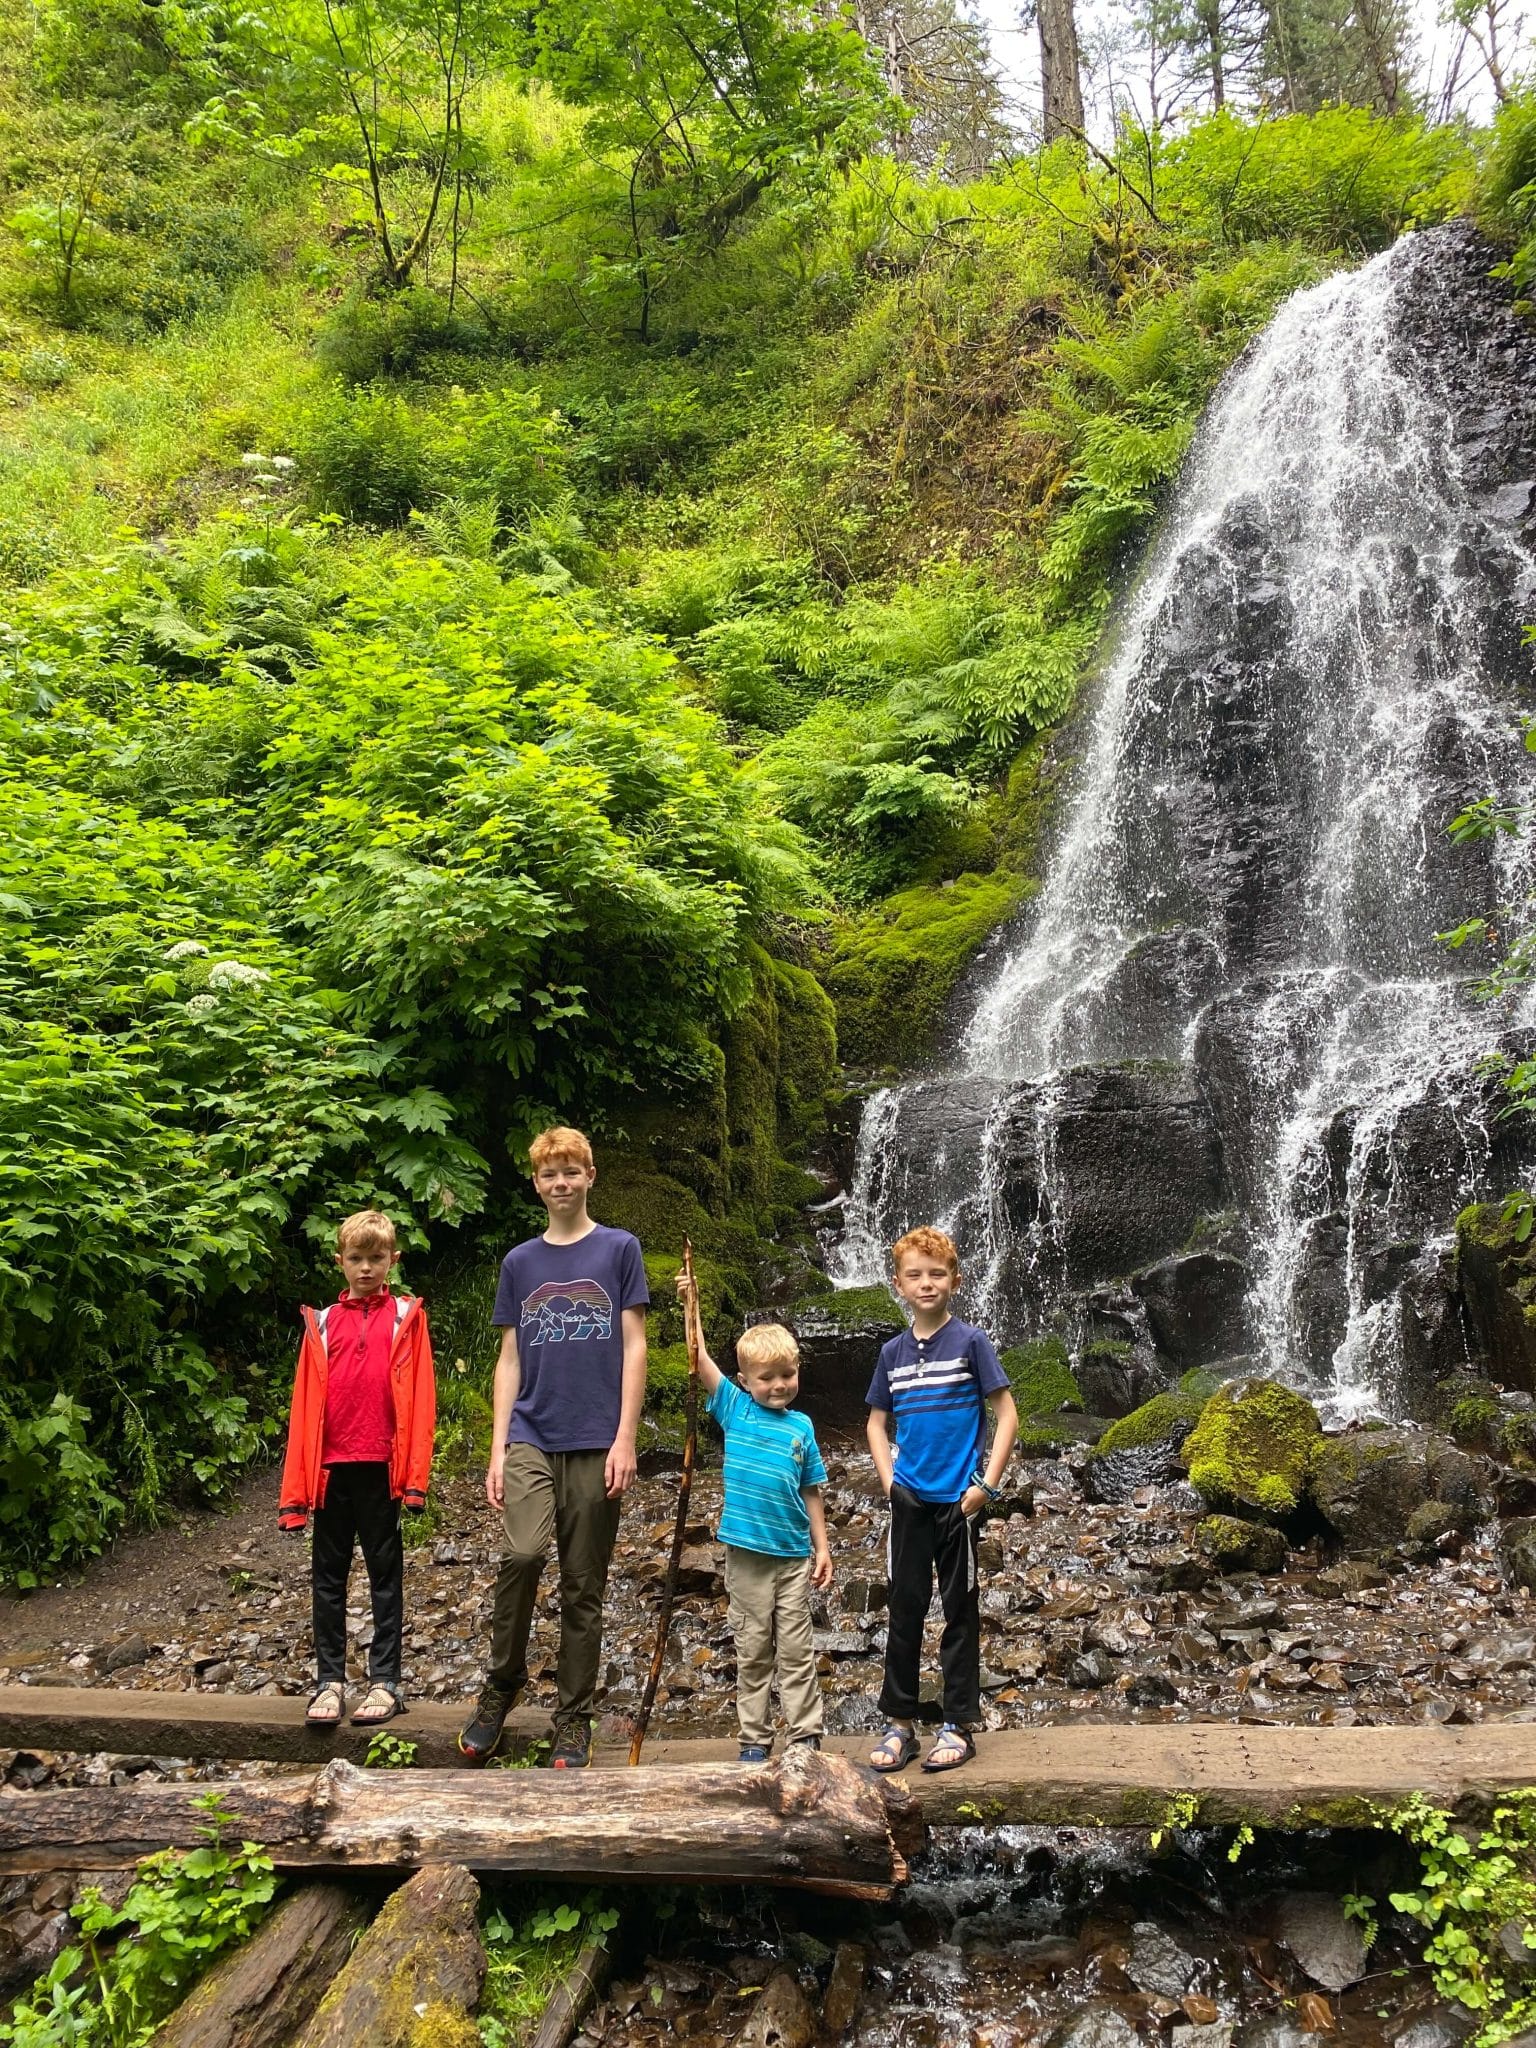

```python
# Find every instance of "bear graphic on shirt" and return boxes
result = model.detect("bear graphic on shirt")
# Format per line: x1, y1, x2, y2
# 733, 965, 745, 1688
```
521, 1279, 614, 1346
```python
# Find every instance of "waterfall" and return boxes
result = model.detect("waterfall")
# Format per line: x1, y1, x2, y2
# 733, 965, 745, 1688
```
831, 231, 1536, 1420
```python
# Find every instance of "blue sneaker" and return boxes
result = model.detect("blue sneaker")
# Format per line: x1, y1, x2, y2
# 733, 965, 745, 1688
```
738, 1743, 771, 1763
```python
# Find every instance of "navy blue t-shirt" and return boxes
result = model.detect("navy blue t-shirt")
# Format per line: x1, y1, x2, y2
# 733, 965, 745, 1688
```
492, 1225, 649, 1453
865, 1315, 1009, 1503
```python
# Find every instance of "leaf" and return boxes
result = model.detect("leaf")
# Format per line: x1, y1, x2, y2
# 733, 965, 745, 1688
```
1297, 1994, 1335, 2031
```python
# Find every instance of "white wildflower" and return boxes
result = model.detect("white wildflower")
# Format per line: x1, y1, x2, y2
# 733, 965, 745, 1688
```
186, 993, 219, 1015
270, 455, 296, 472
239, 451, 269, 469
207, 959, 272, 988
165, 939, 209, 960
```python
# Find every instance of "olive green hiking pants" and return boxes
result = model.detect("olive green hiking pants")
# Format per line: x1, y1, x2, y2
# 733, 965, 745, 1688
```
486, 1444, 622, 1726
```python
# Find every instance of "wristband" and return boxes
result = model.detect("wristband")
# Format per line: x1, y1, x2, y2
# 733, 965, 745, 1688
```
969, 1470, 1002, 1501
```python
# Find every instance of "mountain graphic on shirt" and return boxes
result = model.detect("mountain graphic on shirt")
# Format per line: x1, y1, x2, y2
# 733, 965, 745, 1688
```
520, 1278, 614, 1346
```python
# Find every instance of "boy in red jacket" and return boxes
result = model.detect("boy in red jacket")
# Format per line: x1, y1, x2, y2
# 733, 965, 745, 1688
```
278, 1210, 435, 1727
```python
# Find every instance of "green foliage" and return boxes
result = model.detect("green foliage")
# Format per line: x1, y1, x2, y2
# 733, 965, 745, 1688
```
1000, 1335, 1082, 1417
0, 1792, 277, 2047
363, 1729, 420, 1767
477, 1889, 621, 2047
296, 384, 567, 526
1477, 90, 1536, 302
1385, 1792, 1536, 2042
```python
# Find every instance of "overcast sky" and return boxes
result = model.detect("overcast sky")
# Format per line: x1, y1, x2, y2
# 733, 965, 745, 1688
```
967, 0, 1503, 138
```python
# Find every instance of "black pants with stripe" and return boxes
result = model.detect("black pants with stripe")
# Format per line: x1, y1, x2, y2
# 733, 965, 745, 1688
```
879, 1482, 981, 1726
312, 1461, 403, 1687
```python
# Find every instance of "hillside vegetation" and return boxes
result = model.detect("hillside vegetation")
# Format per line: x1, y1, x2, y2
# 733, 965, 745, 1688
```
2, 0, 1533, 1582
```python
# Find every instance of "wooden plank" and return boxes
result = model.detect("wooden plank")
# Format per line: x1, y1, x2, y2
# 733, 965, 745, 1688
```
0, 1748, 913, 1898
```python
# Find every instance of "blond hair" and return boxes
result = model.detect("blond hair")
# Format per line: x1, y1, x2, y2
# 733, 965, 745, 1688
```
529, 1125, 594, 1173
891, 1224, 961, 1280
337, 1209, 397, 1254
736, 1323, 800, 1374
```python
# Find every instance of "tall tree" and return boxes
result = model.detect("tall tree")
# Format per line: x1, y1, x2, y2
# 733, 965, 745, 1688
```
1026, 0, 1086, 138
1260, 0, 1416, 111
855, 0, 1012, 175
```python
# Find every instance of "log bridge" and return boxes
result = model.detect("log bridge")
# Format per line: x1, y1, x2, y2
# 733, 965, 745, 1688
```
3, 1687, 1536, 1892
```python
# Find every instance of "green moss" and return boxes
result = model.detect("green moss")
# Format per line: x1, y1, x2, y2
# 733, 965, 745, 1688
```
770, 955, 839, 1153
722, 940, 782, 1216
1186, 1378, 1321, 1520
822, 869, 1028, 1070
1000, 1335, 1082, 1416
790, 1283, 904, 1332
405, 2002, 480, 2048
1194, 1513, 1287, 1571
997, 729, 1072, 874
1093, 1388, 1209, 1457
1017, 1418, 1087, 1453
1436, 1375, 1503, 1451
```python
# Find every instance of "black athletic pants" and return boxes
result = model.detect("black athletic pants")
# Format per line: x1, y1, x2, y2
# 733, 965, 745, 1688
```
312, 1461, 403, 1687
879, 1481, 981, 1726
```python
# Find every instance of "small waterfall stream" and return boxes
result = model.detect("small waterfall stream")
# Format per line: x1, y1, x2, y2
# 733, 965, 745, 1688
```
832, 231, 1536, 1419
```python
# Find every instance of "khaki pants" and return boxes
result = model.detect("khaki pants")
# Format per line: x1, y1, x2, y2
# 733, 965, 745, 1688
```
725, 1544, 824, 1748
486, 1444, 621, 1725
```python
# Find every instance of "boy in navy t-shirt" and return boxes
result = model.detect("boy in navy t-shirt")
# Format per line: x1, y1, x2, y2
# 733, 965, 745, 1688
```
676, 1273, 832, 1760
458, 1126, 649, 1768
866, 1225, 1018, 1775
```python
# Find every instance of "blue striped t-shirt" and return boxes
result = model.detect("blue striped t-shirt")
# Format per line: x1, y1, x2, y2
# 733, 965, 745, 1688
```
866, 1316, 1009, 1503
709, 1377, 828, 1559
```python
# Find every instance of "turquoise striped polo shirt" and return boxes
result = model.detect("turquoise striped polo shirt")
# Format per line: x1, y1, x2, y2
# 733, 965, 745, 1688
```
709, 1377, 828, 1558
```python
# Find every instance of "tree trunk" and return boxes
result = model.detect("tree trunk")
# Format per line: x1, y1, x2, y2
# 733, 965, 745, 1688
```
151, 1884, 369, 2048
0, 1749, 916, 1899
293, 1863, 483, 2048
1038, 0, 1085, 141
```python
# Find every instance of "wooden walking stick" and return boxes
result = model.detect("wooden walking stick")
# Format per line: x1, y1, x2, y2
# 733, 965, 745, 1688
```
628, 1238, 702, 1765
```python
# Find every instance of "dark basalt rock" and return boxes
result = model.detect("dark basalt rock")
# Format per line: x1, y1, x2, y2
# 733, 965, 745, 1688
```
1310, 1429, 1493, 1555
1082, 1440, 1189, 1504
1045, 1065, 1227, 1286
1075, 927, 1225, 1063
1133, 1252, 1251, 1368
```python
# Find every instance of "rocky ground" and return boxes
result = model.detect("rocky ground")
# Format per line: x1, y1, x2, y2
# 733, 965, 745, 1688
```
3, 1429, 1528, 2043
3, 1435, 1534, 1742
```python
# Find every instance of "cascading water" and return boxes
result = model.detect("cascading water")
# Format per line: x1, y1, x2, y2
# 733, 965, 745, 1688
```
831, 230, 1536, 1420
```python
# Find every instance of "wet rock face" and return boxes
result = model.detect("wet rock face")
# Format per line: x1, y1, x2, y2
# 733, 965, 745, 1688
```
1456, 1202, 1536, 1396
1041, 1066, 1227, 1287
1134, 1254, 1252, 1369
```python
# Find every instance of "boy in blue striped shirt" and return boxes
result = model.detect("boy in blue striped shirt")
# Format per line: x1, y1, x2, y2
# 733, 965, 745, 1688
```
866, 1225, 1018, 1775
676, 1277, 832, 1762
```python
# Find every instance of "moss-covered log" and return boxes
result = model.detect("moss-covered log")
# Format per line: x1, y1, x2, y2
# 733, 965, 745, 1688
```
292, 1863, 484, 2048
152, 1883, 370, 2048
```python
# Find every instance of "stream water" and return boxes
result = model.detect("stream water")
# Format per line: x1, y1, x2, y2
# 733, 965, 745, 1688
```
831, 231, 1536, 1421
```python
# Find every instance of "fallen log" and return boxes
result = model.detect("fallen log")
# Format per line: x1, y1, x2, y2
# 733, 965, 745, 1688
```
0, 1747, 914, 1898
151, 1883, 369, 2048
292, 1863, 483, 2048
529, 1938, 610, 2048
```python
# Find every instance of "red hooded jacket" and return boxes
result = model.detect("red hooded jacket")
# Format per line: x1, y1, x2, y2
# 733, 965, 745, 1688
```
278, 1293, 435, 1530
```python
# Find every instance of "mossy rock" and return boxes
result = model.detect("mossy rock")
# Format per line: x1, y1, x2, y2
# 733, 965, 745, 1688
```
997, 728, 1072, 875
1194, 1514, 1287, 1573
1434, 1374, 1503, 1452
1091, 1388, 1209, 1459
1000, 1335, 1082, 1417
1185, 1377, 1321, 1521
1177, 1367, 1224, 1400
821, 870, 1028, 1071
770, 955, 838, 1153
790, 1283, 903, 1333
1455, 1200, 1536, 1394
722, 940, 784, 1216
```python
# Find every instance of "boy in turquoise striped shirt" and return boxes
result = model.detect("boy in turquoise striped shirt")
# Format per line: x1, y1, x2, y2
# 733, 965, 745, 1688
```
676, 1277, 832, 1762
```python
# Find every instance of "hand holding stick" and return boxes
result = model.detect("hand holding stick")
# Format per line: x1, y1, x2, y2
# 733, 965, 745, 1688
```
628, 1240, 702, 1766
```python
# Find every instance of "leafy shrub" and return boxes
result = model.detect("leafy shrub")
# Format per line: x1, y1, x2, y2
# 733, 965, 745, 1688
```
0, 1792, 277, 2046
317, 287, 490, 383
1477, 89, 1536, 298
296, 384, 441, 522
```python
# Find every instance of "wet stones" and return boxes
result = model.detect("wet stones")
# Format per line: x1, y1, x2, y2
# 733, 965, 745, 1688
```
1047, 1067, 1227, 1286
1048, 2001, 1145, 2048
1499, 1518, 1536, 1593
1456, 1201, 1536, 1395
